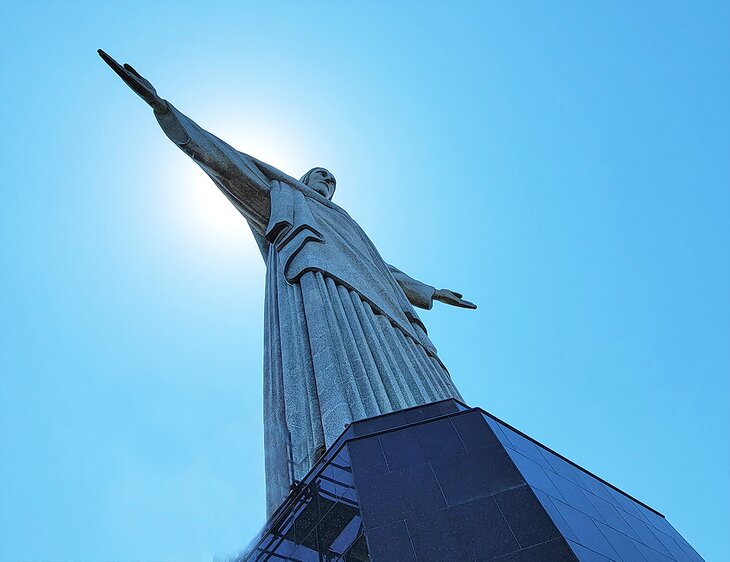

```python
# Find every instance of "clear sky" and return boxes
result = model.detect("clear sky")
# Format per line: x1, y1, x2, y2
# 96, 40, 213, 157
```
1, 1, 728, 560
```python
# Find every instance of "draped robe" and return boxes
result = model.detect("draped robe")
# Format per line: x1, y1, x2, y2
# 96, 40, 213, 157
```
155, 105, 463, 515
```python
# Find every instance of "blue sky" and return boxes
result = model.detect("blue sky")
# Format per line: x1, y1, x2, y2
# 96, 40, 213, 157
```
1, 1, 728, 560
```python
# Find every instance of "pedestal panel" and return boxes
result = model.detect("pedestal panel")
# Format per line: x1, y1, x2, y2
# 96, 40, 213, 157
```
240, 400, 703, 561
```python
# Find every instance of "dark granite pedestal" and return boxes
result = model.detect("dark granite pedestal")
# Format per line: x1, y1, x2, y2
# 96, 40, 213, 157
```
240, 399, 703, 561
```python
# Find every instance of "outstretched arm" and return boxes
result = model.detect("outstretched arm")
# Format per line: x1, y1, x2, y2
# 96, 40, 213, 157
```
98, 50, 271, 232
387, 264, 476, 310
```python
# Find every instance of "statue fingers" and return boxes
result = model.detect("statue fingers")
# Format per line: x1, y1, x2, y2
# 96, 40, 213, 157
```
123, 63, 143, 78
442, 289, 465, 301
98, 50, 158, 107
123, 63, 155, 90
98, 49, 134, 84
126, 77, 157, 103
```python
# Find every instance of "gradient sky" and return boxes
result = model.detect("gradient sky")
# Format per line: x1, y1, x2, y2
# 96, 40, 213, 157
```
1, 1, 728, 561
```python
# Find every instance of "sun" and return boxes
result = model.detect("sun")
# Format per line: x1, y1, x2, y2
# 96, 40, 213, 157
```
161, 113, 317, 266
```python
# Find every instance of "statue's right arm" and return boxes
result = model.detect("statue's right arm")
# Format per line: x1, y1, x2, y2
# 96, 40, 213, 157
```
154, 104, 271, 232
98, 50, 270, 232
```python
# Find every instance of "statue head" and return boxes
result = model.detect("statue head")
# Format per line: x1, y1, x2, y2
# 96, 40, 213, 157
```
300, 167, 336, 199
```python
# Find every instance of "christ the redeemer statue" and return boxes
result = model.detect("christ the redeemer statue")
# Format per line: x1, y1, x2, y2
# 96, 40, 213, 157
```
99, 50, 476, 515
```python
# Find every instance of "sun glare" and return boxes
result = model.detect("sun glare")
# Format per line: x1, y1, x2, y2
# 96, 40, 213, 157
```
163, 113, 320, 267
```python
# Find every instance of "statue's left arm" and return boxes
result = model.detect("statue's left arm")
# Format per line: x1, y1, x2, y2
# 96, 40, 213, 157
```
387, 265, 476, 310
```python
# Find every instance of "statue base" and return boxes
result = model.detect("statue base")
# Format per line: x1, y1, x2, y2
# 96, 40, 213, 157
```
239, 399, 703, 561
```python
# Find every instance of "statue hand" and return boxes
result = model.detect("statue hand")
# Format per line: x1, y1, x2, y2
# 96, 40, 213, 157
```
433, 289, 477, 310
98, 49, 167, 113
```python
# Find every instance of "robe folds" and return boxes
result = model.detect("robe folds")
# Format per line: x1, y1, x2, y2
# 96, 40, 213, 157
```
155, 104, 462, 515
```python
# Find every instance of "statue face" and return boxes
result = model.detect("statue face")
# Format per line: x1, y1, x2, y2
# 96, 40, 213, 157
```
305, 168, 336, 199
